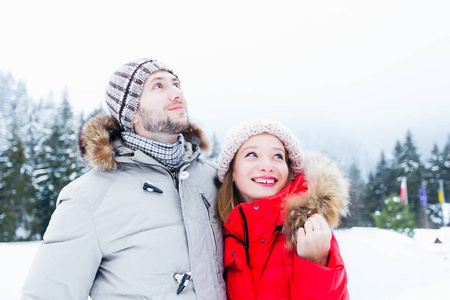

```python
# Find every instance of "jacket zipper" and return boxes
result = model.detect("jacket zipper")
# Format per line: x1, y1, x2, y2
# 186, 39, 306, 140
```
201, 193, 220, 275
201, 193, 217, 253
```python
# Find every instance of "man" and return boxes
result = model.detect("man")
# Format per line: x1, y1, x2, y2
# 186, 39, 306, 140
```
22, 59, 226, 300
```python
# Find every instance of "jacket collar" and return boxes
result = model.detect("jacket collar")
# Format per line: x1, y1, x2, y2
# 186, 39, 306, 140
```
225, 174, 307, 232
77, 112, 208, 171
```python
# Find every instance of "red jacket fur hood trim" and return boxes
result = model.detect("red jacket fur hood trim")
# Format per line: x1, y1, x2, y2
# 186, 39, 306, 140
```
77, 112, 209, 171
282, 151, 350, 249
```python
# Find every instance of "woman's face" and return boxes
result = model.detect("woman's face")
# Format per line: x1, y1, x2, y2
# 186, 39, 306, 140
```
232, 133, 289, 203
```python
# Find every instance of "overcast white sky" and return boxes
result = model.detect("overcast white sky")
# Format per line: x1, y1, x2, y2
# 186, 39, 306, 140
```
1, 0, 449, 174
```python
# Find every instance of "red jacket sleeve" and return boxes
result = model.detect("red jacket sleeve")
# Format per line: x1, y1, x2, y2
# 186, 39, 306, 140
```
291, 233, 349, 300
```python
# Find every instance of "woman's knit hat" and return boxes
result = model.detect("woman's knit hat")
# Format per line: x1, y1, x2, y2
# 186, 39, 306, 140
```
105, 58, 178, 132
217, 119, 303, 182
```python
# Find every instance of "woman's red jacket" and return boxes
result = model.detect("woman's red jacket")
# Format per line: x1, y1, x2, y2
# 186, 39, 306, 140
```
223, 174, 349, 300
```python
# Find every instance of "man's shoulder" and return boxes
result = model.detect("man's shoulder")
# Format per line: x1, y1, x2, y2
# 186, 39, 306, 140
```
190, 156, 218, 179
71, 167, 120, 185
195, 156, 218, 171
59, 167, 123, 207
185, 157, 219, 193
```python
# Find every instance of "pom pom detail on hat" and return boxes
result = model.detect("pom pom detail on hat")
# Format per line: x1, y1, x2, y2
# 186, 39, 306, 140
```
217, 119, 303, 182
105, 58, 178, 132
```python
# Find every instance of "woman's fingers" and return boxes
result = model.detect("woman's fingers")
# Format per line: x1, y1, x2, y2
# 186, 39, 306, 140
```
297, 213, 332, 266
308, 213, 329, 231
305, 214, 323, 232
297, 226, 306, 239
304, 219, 313, 233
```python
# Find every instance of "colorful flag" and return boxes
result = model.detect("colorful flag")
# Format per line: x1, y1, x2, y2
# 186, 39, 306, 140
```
438, 179, 446, 204
400, 177, 408, 205
419, 181, 427, 206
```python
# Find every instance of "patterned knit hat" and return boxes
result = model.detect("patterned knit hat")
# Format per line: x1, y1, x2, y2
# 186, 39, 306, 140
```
105, 58, 178, 132
217, 119, 303, 182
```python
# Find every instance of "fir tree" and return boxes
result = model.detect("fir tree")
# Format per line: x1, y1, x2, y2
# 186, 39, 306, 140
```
390, 140, 405, 194
30, 91, 84, 238
424, 144, 441, 202
364, 152, 391, 225
0, 72, 15, 151
441, 135, 450, 199
373, 195, 416, 237
341, 161, 367, 227
207, 133, 221, 162
422, 144, 445, 227
0, 121, 36, 241
389, 131, 425, 226
401, 131, 425, 226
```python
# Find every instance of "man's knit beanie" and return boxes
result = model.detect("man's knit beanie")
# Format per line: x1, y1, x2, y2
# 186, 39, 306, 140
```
105, 58, 178, 132
217, 119, 303, 182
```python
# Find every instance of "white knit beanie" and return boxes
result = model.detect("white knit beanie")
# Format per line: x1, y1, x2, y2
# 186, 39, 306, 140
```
105, 58, 178, 132
217, 119, 303, 182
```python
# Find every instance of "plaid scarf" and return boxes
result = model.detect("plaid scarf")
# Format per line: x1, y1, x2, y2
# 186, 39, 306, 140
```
121, 131, 185, 171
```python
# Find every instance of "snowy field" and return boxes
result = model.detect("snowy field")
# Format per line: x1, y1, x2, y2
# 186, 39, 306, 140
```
1, 227, 450, 300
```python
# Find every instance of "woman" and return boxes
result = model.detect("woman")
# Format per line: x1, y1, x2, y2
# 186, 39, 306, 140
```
216, 119, 350, 300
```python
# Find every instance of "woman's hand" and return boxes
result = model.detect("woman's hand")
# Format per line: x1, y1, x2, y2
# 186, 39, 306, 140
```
296, 213, 331, 267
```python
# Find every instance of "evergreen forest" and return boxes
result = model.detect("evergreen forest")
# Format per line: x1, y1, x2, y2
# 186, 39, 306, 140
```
0, 71, 449, 241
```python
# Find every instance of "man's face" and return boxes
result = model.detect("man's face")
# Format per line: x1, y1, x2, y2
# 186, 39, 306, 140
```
134, 70, 189, 135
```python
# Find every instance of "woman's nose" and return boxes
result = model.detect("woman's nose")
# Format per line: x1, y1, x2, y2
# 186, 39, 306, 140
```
258, 158, 274, 172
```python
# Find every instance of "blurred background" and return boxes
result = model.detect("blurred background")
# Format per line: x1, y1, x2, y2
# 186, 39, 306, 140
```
1, 0, 449, 299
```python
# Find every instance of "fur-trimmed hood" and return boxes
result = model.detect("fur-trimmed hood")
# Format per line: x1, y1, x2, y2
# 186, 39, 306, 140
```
283, 151, 350, 250
77, 112, 209, 171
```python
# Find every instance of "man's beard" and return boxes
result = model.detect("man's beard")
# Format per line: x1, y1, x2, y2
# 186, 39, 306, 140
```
137, 105, 189, 135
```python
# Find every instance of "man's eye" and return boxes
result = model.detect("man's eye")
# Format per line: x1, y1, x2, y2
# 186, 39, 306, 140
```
154, 83, 162, 89
174, 83, 181, 89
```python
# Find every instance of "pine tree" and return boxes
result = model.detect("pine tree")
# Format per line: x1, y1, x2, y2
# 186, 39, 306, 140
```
30, 91, 84, 238
0, 121, 36, 241
422, 144, 445, 227
0, 77, 39, 241
364, 152, 391, 226
441, 135, 450, 199
424, 144, 441, 202
207, 133, 221, 162
373, 195, 416, 237
0, 72, 15, 152
341, 161, 367, 227
390, 140, 404, 195
404, 131, 425, 226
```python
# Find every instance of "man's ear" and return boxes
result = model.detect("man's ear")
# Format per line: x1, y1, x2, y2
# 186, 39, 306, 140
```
133, 115, 139, 124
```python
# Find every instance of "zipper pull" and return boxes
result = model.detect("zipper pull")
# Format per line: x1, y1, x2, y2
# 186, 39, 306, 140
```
201, 193, 211, 208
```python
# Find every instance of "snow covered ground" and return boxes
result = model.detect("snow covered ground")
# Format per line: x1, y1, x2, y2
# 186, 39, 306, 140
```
1, 227, 450, 300
335, 227, 450, 300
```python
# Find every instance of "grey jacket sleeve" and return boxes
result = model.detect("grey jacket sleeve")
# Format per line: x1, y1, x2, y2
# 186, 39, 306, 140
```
21, 185, 102, 300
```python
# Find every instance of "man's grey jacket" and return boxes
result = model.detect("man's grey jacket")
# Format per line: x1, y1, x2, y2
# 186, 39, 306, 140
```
21, 113, 226, 300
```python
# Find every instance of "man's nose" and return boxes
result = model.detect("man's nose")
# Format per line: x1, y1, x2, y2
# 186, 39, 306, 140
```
169, 86, 184, 102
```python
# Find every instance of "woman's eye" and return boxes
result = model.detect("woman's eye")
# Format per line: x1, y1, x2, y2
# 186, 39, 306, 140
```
174, 82, 181, 89
274, 154, 284, 160
245, 152, 257, 158
154, 83, 162, 89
